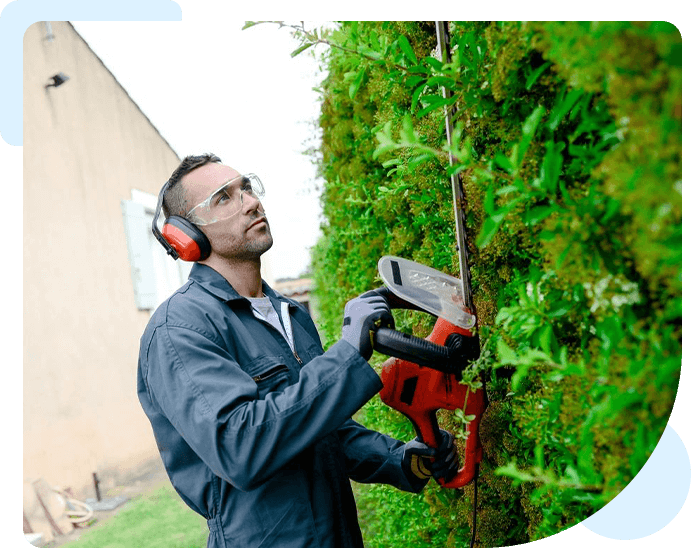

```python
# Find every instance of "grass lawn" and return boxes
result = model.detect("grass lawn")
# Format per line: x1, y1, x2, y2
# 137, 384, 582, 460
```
60, 484, 208, 548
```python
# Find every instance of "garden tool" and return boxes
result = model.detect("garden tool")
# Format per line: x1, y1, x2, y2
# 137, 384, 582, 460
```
370, 256, 484, 489
369, 21, 485, 490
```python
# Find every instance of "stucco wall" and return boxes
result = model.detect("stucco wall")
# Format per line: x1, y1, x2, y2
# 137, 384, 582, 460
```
23, 21, 180, 495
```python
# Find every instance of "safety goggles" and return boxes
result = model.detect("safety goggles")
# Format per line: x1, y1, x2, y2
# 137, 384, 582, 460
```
185, 173, 264, 226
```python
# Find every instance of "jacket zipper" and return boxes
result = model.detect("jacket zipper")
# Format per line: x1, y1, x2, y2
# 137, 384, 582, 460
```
251, 316, 304, 366
248, 301, 304, 366
252, 364, 289, 382
281, 301, 303, 365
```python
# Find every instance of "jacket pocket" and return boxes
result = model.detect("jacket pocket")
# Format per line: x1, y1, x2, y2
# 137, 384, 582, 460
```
251, 363, 290, 399
252, 364, 289, 382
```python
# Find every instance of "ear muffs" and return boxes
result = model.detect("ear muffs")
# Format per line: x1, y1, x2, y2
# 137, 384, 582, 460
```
162, 216, 211, 262
152, 181, 211, 262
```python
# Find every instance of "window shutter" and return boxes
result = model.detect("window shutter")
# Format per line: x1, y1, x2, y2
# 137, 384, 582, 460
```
121, 199, 157, 310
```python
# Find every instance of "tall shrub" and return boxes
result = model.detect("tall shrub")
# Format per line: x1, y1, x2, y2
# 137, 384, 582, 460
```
269, 20, 681, 546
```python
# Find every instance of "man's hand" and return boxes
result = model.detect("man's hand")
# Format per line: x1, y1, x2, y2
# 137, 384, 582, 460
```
342, 291, 394, 361
402, 430, 459, 484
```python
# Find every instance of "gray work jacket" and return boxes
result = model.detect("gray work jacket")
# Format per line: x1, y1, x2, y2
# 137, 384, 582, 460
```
137, 263, 425, 548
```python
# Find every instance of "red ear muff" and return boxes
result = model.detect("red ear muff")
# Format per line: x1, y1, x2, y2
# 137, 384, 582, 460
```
161, 216, 211, 262
152, 178, 212, 262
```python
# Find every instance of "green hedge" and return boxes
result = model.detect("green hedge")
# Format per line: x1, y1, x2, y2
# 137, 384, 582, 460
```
288, 21, 680, 546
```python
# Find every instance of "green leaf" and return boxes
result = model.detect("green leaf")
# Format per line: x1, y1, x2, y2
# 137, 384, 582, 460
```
497, 338, 517, 364
373, 121, 398, 159
523, 205, 557, 226
423, 55, 443, 71
477, 210, 507, 248
495, 185, 519, 196
526, 62, 551, 90
539, 324, 554, 355
509, 143, 519, 171
456, 137, 473, 167
426, 75, 457, 89
348, 68, 366, 99
520, 115, 542, 164
416, 92, 455, 118
400, 114, 417, 144
404, 75, 426, 89
411, 84, 426, 111
548, 88, 585, 131
477, 217, 498, 249
408, 153, 433, 169
516, 106, 546, 168
538, 140, 565, 194
398, 35, 417, 65
291, 42, 314, 57
482, 185, 496, 215
493, 153, 515, 175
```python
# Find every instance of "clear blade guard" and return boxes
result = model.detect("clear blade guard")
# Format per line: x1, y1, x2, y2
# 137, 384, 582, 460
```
378, 256, 476, 329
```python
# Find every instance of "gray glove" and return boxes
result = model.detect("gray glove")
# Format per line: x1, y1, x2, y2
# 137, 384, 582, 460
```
402, 430, 459, 484
342, 291, 394, 361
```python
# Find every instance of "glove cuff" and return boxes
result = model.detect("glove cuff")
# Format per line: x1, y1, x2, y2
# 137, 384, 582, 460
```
409, 454, 433, 480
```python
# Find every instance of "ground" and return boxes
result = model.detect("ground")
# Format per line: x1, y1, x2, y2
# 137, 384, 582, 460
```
41, 458, 171, 548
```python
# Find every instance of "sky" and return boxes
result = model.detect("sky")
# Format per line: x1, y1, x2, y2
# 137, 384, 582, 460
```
71, 18, 332, 281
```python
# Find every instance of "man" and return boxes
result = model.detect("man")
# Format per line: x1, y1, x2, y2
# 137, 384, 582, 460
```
137, 154, 459, 547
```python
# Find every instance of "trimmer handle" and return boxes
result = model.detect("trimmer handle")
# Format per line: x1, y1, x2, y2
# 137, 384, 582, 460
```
370, 286, 476, 374
369, 287, 457, 372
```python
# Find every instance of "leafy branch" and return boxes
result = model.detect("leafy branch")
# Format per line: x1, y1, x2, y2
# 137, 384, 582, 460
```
496, 461, 603, 494
243, 20, 410, 70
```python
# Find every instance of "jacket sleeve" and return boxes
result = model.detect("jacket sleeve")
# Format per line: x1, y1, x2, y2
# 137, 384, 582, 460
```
142, 322, 382, 492
336, 419, 429, 493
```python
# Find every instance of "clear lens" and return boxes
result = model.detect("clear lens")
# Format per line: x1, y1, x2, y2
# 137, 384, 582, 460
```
186, 173, 264, 225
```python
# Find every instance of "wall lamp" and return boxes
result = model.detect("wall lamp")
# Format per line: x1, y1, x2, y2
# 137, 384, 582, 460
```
45, 72, 70, 89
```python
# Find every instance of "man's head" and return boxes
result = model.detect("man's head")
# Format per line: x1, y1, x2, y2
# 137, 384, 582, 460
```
164, 153, 273, 263
162, 153, 221, 219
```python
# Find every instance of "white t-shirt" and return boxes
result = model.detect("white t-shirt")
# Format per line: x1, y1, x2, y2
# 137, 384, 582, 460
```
247, 296, 295, 353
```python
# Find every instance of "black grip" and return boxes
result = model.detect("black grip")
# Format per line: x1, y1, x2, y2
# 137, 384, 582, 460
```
373, 327, 459, 374
367, 285, 475, 373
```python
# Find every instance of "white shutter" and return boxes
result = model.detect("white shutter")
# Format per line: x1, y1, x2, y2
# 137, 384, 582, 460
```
121, 199, 157, 310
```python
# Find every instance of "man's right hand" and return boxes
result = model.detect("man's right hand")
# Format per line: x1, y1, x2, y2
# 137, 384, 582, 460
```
342, 291, 394, 361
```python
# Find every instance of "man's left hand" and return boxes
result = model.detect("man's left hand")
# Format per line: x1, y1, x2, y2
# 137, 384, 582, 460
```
402, 429, 459, 484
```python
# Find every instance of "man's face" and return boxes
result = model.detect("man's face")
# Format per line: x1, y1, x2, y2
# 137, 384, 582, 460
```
182, 163, 273, 261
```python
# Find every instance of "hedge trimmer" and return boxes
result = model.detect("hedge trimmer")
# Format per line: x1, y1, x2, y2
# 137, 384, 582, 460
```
371, 257, 484, 488
368, 20, 485, 545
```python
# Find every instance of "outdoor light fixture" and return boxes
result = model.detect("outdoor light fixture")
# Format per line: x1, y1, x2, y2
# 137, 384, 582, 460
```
45, 72, 70, 89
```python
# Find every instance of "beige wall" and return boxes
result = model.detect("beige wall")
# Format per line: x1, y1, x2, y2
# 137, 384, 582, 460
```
23, 21, 180, 496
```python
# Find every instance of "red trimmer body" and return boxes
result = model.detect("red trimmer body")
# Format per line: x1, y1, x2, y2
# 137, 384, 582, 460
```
379, 317, 485, 488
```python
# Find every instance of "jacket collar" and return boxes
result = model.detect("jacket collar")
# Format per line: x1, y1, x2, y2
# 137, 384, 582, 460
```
189, 263, 286, 305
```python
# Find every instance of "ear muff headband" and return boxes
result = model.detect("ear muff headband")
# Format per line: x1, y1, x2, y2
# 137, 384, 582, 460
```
152, 180, 211, 262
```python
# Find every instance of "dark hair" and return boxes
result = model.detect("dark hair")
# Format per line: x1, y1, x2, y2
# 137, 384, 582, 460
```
162, 153, 222, 218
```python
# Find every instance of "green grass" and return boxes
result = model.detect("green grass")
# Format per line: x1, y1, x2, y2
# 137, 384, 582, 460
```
61, 484, 208, 548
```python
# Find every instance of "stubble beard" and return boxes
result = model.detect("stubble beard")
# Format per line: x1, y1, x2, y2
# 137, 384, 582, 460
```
223, 224, 274, 261
241, 230, 273, 259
